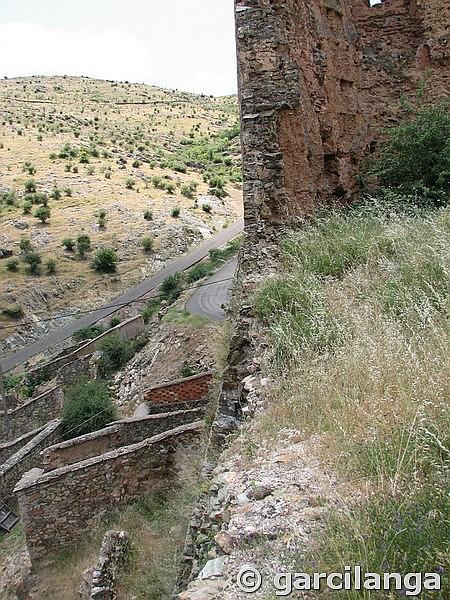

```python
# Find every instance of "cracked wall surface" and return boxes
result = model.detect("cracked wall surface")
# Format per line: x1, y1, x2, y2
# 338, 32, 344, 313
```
236, 0, 449, 226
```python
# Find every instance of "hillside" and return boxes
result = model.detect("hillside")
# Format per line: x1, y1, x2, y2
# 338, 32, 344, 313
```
0, 76, 242, 355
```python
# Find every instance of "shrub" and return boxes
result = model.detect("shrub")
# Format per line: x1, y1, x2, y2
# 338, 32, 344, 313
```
51, 187, 62, 200
72, 165, 79, 173
23, 251, 42, 275
91, 248, 118, 273
23, 162, 36, 175
45, 258, 57, 274
62, 380, 116, 440
369, 102, 450, 204
73, 324, 107, 342
166, 183, 176, 194
1, 190, 16, 206
24, 179, 37, 193
105, 170, 111, 179
171, 206, 180, 218
62, 238, 75, 252
98, 334, 133, 377
77, 234, 91, 258
5, 258, 19, 272
142, 236, 154, 252
86, 166, 95, 175
64, 187, 73, 197
160, 272, 183, 303
144, 209, 153, 221
19, 237, 31, 252
109, 316, 121, 328
22, 201, 32, 215
34, 205, 51, 223
181, 182, 198, 199
132, 160, 141, 168
1, 304, 24, 319
126, 178, 135, 189
142, 298, 161, 323
202, 203, 212, 213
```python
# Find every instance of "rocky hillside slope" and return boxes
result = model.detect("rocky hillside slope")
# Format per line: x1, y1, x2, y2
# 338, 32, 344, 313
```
0, 76, 242, 353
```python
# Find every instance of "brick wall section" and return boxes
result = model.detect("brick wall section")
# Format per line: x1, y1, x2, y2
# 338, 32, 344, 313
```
0, 425, 45, 465
15, 422, 203, 564
144, 372, 213, 407
0, 387, 63, 443
41, 408, 205, 471
0, 420, 61, 507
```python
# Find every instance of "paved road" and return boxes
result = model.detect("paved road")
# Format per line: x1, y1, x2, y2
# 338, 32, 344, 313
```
1, 219, 244, 373
186, 257, 238, 321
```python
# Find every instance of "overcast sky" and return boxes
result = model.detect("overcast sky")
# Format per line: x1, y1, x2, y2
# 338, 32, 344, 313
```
0, 0, 238, 96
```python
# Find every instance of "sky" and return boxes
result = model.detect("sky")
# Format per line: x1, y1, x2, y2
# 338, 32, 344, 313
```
0, 0, 238, 96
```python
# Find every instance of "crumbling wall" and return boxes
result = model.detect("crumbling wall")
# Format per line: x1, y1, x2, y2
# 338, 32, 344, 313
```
236, 0, 449, 226
15, 422, 203, 563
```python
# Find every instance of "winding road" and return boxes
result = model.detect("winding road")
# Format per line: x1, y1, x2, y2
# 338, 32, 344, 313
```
186, 257, 238, 321
1, 219, 244, 373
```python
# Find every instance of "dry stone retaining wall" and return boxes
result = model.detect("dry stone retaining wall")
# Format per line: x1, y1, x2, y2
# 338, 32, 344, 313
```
0, 420, 61, 506
41, 408, 204, 471
0, 387, 63, 443
0, 425, 46, 466
15, 422, 203, 563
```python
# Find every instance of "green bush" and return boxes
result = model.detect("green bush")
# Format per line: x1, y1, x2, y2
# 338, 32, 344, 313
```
181, 182, 198, 199
5, 258, 19, 272
23, 251, 41, 275
142, 298, 161, 323
171, 206, 180, 218
19, 237, 31, 252
166, 183, 176, 194
73, 324, 107, 342
77, 234, 91, 258
142, 236, 154, 253
144, 209, 153, 221
24, 179, 36, 193
62, 380, 117, 440
62, 238, 75, 251
91, 248, 118, 273
160, 272, 183, 303
1, 304, 24, 319
45, 258, 57, 275
98, 333, 133, 377
202, 203, 212, 213
51, 187, 62, 200
34, 205, 51, 223
369, 102, 450, 203
126, 178, 135, 189
22, 201, 32, 215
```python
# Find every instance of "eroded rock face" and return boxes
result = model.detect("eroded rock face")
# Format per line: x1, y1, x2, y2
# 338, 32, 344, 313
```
236, 0, 449, 226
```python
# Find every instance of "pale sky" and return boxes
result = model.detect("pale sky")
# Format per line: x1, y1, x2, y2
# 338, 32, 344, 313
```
0, 0, 238, 96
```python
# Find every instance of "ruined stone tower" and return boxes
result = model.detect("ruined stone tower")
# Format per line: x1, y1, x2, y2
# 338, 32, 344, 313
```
235, 0, 449, 225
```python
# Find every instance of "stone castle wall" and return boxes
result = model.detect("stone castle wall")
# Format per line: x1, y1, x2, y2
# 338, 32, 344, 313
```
15, 422, 203, 563
236, 0, 449, 226
41, 408, 204, 471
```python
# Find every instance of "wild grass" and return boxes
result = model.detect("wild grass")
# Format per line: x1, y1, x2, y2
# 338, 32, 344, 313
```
252, 200, 449, 596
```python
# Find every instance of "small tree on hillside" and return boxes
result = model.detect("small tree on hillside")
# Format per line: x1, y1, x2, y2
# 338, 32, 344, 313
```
34, 205, 51, 223
77, 234, 91, 259
91, 248, 118, 273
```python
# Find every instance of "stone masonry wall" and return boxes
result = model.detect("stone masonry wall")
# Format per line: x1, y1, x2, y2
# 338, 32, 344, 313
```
236, 0, 449, 226
0, 387, 63, 443
143, 372, 213, 407
15, 422, 203, 563
0, 420, 61, 506
0, 425, 45, 465
41, 408, 204, 471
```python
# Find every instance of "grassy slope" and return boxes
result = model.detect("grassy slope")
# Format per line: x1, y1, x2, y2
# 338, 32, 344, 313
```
0, 76, 241, 345
252, 199, 449, 597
